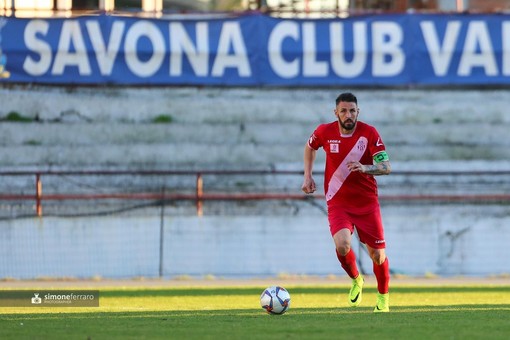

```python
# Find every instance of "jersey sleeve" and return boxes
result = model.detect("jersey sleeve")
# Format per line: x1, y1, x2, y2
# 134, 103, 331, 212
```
307, 125, 324, 150
369, 127, 389, 163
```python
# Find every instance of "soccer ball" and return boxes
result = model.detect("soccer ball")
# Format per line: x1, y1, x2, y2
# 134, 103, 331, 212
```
260, 286, 291, 315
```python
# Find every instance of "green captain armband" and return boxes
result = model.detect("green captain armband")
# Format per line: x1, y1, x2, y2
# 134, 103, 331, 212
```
373, 151, 389, 163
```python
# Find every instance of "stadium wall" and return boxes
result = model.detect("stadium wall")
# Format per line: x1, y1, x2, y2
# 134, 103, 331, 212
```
1, 205, 509, 279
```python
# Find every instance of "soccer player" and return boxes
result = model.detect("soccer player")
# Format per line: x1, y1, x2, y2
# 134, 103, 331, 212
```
301, 92, 391, 312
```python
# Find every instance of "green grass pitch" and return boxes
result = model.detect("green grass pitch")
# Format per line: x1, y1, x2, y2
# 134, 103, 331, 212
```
1, 283, 510, 339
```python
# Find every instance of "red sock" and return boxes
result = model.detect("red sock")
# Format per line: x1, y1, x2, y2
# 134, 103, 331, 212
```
373, 258, 390, 294
336, 249, 360, 279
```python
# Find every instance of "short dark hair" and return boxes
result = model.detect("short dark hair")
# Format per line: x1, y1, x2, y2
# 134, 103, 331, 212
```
335, 92, 358, 106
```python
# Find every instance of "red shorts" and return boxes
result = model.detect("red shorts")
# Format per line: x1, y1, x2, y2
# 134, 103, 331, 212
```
327, 205, 386, 249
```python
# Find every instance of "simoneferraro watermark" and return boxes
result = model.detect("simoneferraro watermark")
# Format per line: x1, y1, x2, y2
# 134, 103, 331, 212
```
0, 290, 99, 307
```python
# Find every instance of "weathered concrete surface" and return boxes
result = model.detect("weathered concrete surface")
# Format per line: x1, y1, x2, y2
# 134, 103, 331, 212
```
1, 86, 509, 168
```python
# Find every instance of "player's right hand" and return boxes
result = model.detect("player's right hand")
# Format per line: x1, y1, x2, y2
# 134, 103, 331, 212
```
301, 177, 316, 194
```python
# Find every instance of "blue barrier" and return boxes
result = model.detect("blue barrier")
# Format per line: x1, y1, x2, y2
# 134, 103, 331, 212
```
0, 13, 509, 85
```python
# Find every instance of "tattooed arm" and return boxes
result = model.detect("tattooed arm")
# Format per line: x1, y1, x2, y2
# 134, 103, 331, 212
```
347, 160, 391, 176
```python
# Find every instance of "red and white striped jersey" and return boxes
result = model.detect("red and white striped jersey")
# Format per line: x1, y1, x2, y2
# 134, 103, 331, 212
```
307, 121, 387, 214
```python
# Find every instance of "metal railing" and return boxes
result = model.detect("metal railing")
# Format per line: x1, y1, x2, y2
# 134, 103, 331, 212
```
0, 169, 509, 217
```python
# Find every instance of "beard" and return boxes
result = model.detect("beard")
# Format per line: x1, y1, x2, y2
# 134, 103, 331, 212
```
340, 118, 356, 131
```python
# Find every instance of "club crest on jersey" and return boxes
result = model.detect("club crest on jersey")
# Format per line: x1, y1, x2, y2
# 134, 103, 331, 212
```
330, 143, 339, 153
357, 139, 367, 152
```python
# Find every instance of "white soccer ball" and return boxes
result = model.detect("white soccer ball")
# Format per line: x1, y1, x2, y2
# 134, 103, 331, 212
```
260, 286, 291, 315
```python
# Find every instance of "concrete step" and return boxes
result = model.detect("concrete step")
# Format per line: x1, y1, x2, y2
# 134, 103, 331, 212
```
1, 86, 509, 168
0, 121, 508, 146
1, 142, 509, 167
2, 86, 510, 125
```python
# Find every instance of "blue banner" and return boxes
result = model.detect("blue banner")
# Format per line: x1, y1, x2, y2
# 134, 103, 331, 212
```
0, 13, 509, 86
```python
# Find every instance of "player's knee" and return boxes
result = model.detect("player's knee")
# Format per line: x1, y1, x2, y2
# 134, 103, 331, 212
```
336, 243, 351, 256
333, 229, 352, 256
371, 251, 386, 265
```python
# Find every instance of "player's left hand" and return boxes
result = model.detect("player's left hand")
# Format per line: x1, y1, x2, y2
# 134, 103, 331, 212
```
347, 161, 365, 173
